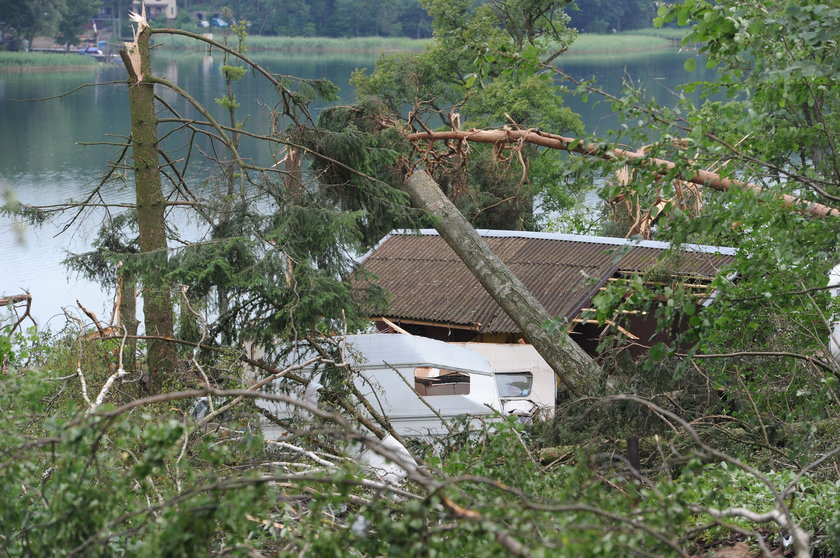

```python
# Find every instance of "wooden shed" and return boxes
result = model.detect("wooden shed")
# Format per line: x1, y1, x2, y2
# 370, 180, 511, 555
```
354, 229, 735, 356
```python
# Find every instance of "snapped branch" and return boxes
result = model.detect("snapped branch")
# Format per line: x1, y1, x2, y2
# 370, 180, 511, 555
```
407, 129, 839, 218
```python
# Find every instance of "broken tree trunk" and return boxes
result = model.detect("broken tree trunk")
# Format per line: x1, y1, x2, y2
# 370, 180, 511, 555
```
403, 170, 603, 397
408, 129, 839, 218
120, 13, 176, 393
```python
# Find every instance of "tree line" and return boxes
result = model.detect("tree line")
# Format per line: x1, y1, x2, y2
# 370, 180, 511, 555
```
0, 0, 106, 48
189, 0, 658, 37
1, 0, 838, 554
0, 0, 660, 48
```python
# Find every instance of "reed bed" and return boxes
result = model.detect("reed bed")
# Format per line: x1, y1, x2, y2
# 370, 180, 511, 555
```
154, 33, 429, 53
154, 31, 677, 57
565, 34, 674, 55
622, 27, 689, 41
0, 52, 98, 70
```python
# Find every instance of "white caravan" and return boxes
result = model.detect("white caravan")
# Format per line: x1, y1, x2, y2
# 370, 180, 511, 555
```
258, 334, 503, 439
454, 342, 556, 418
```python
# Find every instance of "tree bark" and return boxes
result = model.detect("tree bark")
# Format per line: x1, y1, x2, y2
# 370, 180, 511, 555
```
114, 268, 139, 376
403, 170, 603, 397
121, 21, 176, 393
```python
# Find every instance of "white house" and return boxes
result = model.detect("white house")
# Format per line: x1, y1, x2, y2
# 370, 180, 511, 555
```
132, 0, 178, 20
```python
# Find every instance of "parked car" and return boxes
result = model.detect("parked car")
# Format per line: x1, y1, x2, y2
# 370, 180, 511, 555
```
210, 17, 228, 28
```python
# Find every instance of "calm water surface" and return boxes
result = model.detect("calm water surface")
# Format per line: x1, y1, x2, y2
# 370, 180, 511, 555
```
1, 48, 709, 325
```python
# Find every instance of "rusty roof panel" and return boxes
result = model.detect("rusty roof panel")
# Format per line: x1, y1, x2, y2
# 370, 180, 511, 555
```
618, 247, 735, 277
356, 230, 734, 334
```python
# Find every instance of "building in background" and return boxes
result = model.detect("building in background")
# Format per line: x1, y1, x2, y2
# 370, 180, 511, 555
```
132, 0, 178, 20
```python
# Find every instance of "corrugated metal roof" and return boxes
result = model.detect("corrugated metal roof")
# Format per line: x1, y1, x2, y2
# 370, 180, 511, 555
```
355, 230, 735, 334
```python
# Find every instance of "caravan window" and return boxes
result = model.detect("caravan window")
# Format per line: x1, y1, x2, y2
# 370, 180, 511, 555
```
414, 367, 470, 396
495, 372, 533, 398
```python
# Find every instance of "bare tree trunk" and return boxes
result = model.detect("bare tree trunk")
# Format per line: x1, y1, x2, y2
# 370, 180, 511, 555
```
118, 273, 138, 376
121, 20, 176, 393
403, 170, 603, 397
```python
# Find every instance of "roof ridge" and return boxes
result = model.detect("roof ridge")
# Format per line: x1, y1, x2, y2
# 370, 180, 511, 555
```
388, 228, 736, 256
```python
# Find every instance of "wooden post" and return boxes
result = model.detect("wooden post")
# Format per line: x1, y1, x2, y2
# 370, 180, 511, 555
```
627, 436, 640, 474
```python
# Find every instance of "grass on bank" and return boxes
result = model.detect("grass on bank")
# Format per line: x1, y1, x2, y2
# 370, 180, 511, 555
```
0, 27, 688, 72
153, 33, 429, 53
0, 51, 98, 71
565, 33, 674, 55
152, 27, 683, 55
622, 27, 688, 41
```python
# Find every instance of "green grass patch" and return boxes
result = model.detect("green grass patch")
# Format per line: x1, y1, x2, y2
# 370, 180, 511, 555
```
623, 27, 689, 41
153, 33, 429, 53
565, 33, 674, 55
0, 51, 98, 71
151, 29, 686, 58
557, 48, 687, 65
144, 27, 692, 64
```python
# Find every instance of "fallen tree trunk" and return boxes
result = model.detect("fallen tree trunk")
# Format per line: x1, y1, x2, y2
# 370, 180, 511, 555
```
403, 170, 603, 397
407, 129, 839, 218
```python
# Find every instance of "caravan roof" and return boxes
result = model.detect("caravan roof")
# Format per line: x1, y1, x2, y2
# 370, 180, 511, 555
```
343, 334, 493, 374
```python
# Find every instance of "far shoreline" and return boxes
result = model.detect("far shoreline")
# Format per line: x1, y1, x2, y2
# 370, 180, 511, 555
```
0, 64, 98, 73
1, 30, 687, 72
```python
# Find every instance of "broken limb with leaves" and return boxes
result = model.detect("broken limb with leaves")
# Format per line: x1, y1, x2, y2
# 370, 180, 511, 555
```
406, 128, 838, 219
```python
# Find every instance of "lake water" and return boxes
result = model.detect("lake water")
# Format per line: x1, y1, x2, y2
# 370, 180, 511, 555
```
1, 47, 710, 325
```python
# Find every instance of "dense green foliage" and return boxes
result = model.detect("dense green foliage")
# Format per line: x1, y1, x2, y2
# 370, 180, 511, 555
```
548, 0, 840, 475
1, 323, 839, 556
666, 0, 839, 198
54, 0, 101, 47
217, 0, 433, 38
345, 0, 584, 228
0, 0, 65, 46
565, 0, 657, 33
171, 0, 660, 38
0, 0, 664, 51
2, 0, 839, 555
0, 0, 103, 48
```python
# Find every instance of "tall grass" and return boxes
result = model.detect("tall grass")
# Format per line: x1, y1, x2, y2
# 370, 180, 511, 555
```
150, 25, 689, 57
0, 52, 99, 70
566, 34, 673, 55
155, 31, 677, 57
623, 27, 689, 41
154, 33, 429, 53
